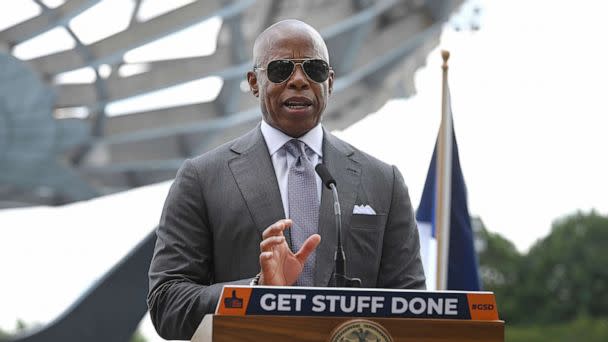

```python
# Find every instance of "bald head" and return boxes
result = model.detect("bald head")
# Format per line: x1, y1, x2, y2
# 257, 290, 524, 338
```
253, 20, 329, 67
247, 19, 334, 138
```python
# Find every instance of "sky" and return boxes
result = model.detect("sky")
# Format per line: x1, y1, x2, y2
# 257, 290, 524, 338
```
1, 0, 608, 339
340, 0, 608, 252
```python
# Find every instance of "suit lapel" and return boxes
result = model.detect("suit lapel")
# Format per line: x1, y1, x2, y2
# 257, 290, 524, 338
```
315, 129, 361, 286
228, 125, 290, 246
229, 125, 361, 285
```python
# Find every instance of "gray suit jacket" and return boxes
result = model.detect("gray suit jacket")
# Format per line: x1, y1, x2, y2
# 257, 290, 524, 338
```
147, 124, 425, 340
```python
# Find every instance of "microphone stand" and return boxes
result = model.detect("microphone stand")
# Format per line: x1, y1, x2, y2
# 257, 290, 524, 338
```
328, 183, 361, 288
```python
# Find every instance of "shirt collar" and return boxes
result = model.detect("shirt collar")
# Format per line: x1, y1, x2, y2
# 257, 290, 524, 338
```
261, 120, 323, 157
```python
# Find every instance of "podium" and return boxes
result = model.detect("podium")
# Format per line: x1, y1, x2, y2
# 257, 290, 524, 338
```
191, 286, 504, 342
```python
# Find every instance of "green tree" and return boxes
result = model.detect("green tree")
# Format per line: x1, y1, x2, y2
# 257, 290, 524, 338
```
0, 327, 11, 341
130, 329, 148, 342
516, 210, 608, 324
506, 316, 608, 342
476, 210, 608, 325
473, 217, 523, 322
0, 321, 147, 342
0, 319, 34, 341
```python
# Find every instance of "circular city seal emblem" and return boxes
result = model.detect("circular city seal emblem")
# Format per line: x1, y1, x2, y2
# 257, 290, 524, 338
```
328, 319, 393, 342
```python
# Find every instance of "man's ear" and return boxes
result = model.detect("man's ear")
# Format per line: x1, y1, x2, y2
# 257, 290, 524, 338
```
247, 71, 259, 97
328, 69, 335, 95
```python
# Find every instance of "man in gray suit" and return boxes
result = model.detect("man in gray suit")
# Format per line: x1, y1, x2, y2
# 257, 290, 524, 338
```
148, 19, 425, 340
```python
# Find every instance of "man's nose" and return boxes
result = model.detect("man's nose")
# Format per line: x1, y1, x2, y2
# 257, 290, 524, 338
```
287, 64, 310, 89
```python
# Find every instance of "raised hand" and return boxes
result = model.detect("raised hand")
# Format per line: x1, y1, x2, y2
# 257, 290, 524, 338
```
258, 219, 321, 286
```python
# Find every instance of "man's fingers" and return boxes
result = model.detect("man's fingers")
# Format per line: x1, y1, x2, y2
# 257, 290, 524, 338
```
259, 251, 273, 262
294, 234, 321, 264
259, 251, 275, 271
260, 235, 286, 252
262, 219, 292, 239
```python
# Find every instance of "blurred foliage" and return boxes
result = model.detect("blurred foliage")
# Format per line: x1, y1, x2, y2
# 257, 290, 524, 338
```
476, 210, 608, 338
475, 219, 523, 322
0, 319, 32, 342
0, 319, 147, 342
506, 316, 608, 342
518, 210, 608, 323
0, 329, 10, 341
130, 329, 148, 342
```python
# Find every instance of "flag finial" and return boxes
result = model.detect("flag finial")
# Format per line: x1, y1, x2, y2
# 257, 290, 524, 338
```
441, 50, 450, 70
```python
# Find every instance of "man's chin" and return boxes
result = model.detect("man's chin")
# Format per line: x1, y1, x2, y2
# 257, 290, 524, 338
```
279, 122, 317, 138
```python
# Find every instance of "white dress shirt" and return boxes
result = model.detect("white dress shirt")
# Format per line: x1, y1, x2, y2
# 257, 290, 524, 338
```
260, 120, 323, 218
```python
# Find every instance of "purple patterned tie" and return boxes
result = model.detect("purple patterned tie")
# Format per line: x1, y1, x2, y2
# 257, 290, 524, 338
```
284, 139, 319, 286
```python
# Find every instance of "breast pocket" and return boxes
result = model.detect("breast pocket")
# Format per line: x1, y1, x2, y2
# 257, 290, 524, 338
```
346, 214, 387, 287
350, 213, 387, 230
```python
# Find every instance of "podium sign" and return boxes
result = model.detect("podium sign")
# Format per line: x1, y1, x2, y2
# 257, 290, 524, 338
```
216, 285, 498, 320
191, 286, 503, 341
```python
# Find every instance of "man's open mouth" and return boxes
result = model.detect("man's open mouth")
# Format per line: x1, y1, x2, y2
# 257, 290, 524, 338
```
284, 97, 312, 109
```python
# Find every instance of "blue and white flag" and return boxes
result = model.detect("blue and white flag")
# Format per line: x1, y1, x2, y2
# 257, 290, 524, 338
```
416, 122, 481, 291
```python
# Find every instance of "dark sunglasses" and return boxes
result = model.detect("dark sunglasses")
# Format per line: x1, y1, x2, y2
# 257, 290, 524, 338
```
254, 59, 331, 83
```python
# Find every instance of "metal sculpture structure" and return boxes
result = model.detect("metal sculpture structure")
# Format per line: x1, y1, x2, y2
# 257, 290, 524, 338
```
2, 1, 464, 341
0, 0, 462, 208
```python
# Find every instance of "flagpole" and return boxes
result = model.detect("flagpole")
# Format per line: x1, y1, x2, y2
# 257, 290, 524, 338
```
435, 50, 453, 290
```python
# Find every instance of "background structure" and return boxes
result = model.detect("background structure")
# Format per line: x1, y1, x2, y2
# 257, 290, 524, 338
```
0, 0, 463, 208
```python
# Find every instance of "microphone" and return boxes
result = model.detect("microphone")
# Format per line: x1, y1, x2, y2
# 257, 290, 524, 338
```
315, 164, 361, 288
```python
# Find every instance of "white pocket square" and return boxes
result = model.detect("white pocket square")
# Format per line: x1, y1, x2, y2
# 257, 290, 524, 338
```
353, 204, 376, 215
